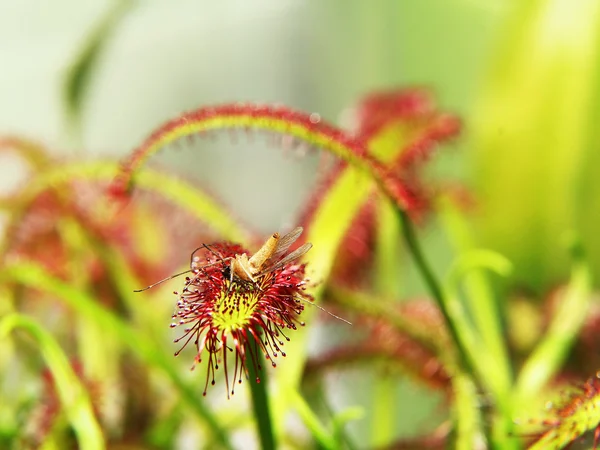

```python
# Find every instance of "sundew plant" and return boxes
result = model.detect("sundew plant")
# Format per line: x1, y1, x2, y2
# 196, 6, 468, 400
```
2, 2, 600, 449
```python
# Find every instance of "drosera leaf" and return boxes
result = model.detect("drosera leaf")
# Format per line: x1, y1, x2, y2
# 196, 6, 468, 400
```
109, 103, 417, 212
0, 313, 105, 450
528, 376, 600, 450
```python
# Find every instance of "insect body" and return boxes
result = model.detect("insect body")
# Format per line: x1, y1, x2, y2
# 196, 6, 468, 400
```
231, 227, 312, 282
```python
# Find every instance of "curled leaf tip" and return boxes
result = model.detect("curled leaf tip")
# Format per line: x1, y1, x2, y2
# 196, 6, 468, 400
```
110, 102, 418, 211
529, 375, 600, 449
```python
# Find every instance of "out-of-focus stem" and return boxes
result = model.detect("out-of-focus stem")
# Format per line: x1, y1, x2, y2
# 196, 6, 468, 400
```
397, 209, 471, 373
247, 348, 276, 450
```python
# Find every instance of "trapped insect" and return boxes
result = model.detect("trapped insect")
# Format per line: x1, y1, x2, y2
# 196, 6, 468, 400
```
135, 227, 312, 292
218, 226, 312, 284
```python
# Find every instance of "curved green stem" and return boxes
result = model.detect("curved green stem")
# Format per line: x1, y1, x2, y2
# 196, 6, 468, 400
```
397, 209, 471, 372
0, 314, 105, 450
290, 390, 338, 450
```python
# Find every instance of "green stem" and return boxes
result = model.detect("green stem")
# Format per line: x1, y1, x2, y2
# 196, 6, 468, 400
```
452, 372, 483, 450
371, 377, 395, 448
396, 209, 471, 373
246, 347, 276, 450
290, 390, 337, 450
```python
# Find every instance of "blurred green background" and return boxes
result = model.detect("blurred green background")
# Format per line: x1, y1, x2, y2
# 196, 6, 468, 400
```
2, 1, 600, 447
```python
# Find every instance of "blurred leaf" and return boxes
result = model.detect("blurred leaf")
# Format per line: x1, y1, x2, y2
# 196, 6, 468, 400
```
0, 314, 105, 450
63, 0, 135, 130
331, 406, 364, 448
445, 246, 513, 399
270, 163, 379, 439
515, 233, 592, 401
290, 389, 340, 450
440, 198, 513, 396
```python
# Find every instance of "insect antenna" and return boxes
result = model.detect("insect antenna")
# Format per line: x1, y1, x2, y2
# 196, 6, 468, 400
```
133, 269, 193, 292
294, 296, 352, 325
136, 243, 222, 293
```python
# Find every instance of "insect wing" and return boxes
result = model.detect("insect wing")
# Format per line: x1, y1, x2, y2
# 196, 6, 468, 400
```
262, 242, 312, 274
269, 227, 304, 262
